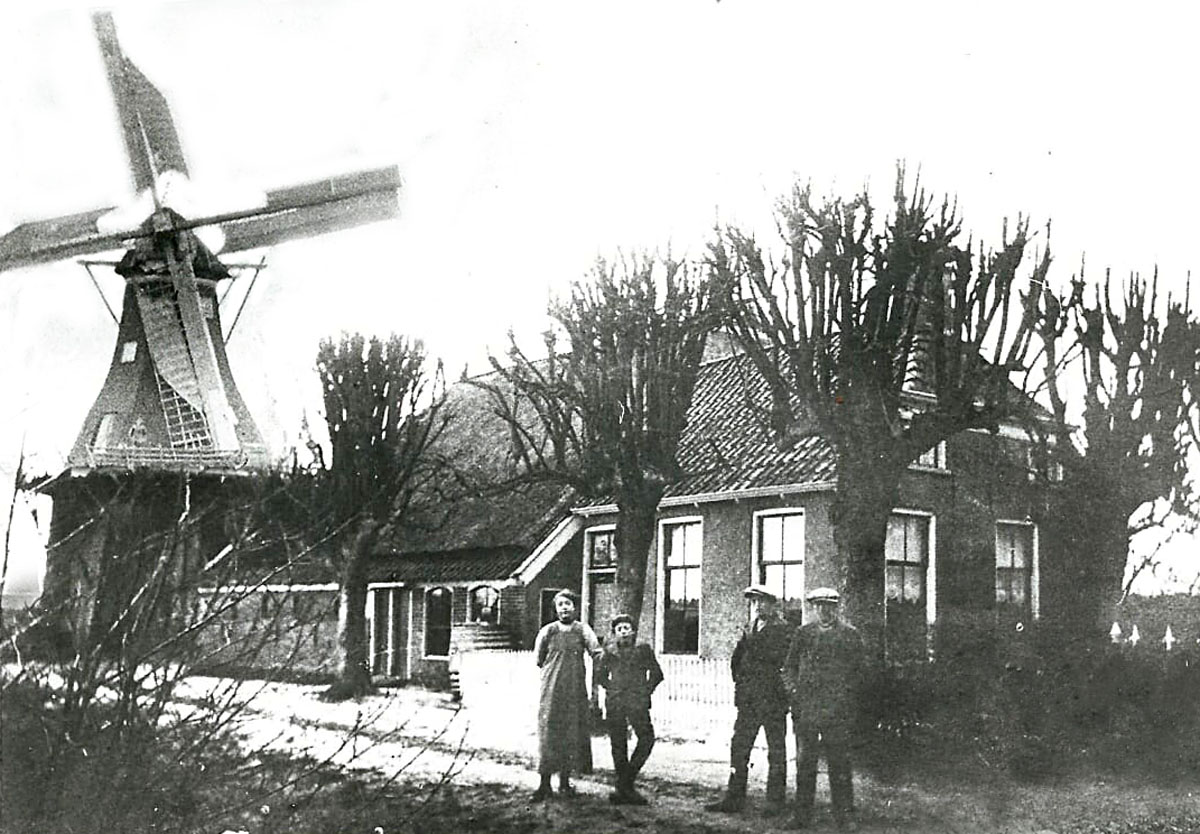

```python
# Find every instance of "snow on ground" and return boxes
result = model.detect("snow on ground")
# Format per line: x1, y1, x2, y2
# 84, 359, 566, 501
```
179, 676, 751, 794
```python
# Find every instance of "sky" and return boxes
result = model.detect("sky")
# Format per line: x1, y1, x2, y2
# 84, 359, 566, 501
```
2, 0, 1199, 599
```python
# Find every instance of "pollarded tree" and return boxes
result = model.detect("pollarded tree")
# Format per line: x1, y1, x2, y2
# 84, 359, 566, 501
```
315, 333, 450, 699
477, 255, 714, 630
1034, 271, 1199, 630
707, 169, 1049, 651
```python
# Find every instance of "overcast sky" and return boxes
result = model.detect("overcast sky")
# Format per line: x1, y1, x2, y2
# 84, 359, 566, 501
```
2, 0, 1198, 596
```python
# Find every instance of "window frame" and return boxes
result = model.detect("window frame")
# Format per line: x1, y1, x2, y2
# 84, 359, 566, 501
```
582, 524, 617, 628
423, 586, 453, 659
995, 519, 1040, 623
750, 507, 806, 604
883, 508, 937, 663
656, 516, 703, 656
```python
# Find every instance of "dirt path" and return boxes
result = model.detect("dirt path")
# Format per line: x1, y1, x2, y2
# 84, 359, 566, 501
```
182, 678, 1200, 834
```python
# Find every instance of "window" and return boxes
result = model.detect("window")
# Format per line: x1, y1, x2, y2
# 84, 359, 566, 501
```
120, 341, 138, 363
585, 527, 619, 632
1025, 445, 1064, 483
199, 295, 215, 319
756, 510, 805, 602
588, 528, 616, 569
885, 513, 931, 662
915, 441, 947, 469
996, 522, 1036, 626
424, 587, 452, 657
469, 585, 499, 624
662, 520, 701, 654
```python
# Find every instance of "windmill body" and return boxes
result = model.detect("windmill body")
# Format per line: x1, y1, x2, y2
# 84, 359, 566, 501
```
4, 13, 400, 655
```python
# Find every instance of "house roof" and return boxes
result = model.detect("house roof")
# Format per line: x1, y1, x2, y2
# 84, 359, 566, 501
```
570, 352, 837, 510
661, 353, 837, 499
383, 375, 576, 555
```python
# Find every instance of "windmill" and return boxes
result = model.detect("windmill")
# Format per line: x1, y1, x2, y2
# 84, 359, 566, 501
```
4, 12, 401, 655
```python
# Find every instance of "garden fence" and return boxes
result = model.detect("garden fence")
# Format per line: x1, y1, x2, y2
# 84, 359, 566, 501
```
457, 650, 736, 740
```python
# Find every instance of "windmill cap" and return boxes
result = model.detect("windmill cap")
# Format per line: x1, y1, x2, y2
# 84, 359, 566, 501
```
806, 587, 840, 604
743, 584, 778, 601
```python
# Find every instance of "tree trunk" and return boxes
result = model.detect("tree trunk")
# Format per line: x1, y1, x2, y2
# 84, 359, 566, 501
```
324, 521, 377, 701
1049, 469, 1135, 635
613, 485, 664, 634
830, 451, 906, 664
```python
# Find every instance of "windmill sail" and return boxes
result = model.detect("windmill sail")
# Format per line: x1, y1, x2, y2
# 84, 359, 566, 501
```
93, 11, 187, 191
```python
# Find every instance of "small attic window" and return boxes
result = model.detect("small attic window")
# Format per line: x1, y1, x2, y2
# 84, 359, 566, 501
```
120, 341, 138, 363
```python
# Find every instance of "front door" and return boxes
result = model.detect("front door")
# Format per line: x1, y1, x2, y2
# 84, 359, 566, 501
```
368, 588, 409, 677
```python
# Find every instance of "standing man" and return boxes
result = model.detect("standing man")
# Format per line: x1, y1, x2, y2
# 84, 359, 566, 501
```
533, 588, 602, 801
595, 613, 664, 805
784, 588, 866, 831
705, 585, 790, 814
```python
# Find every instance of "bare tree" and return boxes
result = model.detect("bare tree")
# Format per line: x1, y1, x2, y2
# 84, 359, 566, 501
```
477, 255, 713, 628
315, 333, 450, 700
1034, 270, 1200, 629
707, 169, 1048, 650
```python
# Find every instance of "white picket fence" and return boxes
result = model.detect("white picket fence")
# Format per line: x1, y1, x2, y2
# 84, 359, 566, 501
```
457, 650, 737, 740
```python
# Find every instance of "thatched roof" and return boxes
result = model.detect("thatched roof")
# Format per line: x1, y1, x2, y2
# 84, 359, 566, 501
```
383, 372, 576, 557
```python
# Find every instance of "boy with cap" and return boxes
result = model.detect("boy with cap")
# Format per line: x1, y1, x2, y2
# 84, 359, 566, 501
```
784, 587, 866, 830
533, 588, 602, 800
705, 584, 790, 814
595, 613, 664, 804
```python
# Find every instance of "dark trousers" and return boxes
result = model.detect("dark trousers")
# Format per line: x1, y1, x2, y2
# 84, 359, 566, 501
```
728, 703, 787, 801
607, 706, 655, 785
794, 721, 854, 816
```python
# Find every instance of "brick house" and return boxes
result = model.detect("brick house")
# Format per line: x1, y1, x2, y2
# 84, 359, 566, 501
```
571, 352, 1052, 664
199, 348, 1055, 684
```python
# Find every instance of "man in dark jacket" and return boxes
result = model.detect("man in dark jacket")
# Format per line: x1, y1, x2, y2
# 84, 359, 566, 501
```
784, 587, 866, 830
595, 613, 664, 805
705, 585, 790, 814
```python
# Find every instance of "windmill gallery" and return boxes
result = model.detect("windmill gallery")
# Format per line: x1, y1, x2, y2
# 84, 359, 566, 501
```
0, 13, 401, 656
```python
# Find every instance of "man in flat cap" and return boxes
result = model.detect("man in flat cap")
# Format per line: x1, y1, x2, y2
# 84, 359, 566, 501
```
595, 613, 664, 804
705, 584, 790, 814
784, 587, 866, 830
